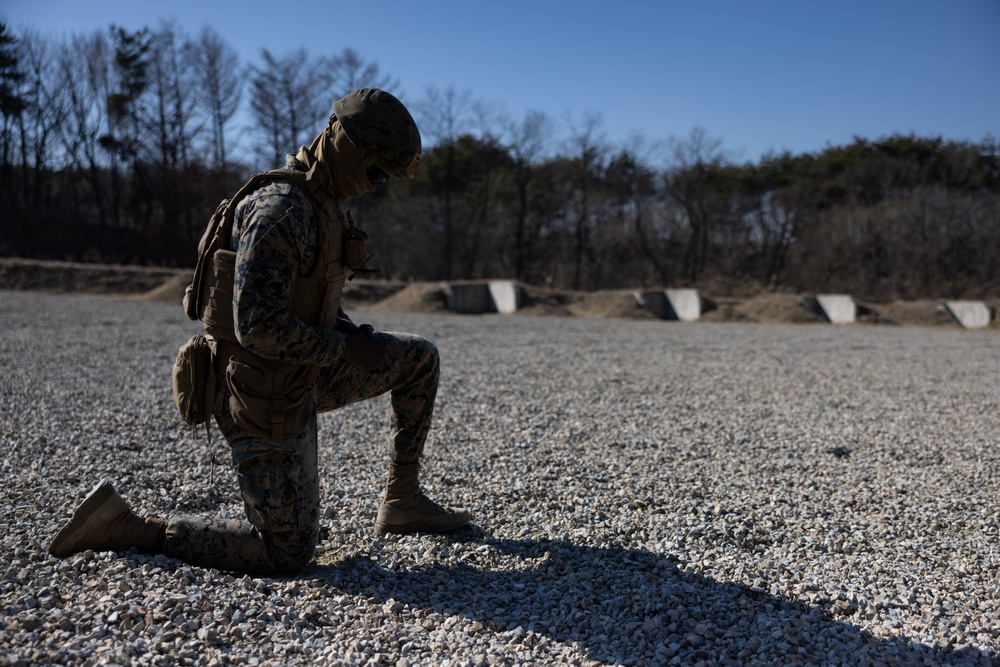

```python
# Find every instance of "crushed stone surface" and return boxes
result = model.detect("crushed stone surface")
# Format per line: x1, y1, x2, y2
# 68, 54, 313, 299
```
1, 290, 997, 666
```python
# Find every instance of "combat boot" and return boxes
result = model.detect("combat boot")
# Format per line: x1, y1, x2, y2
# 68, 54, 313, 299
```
374, 462, 471, 536
48, 479, 166, 557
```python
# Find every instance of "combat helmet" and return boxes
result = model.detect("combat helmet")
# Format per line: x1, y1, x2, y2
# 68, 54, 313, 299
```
333, 89, 421, 179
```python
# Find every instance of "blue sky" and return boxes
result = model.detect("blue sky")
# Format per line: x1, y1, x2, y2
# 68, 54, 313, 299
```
4, 0, 998, 163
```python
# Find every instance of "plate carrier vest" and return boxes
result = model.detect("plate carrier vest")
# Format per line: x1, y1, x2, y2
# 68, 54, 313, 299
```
178, 169, 371, 443
184, 168, 347, 340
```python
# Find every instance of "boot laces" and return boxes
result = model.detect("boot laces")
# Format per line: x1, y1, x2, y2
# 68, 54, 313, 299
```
389, 491, 452, 515
413, 493, 451, 514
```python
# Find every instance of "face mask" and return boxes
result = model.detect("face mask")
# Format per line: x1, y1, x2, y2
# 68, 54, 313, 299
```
295, 120, 376, 200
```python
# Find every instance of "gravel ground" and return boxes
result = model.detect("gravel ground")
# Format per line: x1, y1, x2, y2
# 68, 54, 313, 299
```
1, 290, 998, 666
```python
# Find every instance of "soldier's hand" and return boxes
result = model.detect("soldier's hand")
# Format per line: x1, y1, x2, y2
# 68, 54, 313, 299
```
344, 332, 398, 374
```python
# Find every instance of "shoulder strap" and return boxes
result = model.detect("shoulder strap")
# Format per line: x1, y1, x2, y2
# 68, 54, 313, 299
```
184, 171, 280, 320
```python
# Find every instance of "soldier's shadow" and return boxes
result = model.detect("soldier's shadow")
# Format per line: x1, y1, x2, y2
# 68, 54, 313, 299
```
309, 527, 990, 666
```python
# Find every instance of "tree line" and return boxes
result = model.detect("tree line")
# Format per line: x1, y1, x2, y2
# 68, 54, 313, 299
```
1, 21, 997, 300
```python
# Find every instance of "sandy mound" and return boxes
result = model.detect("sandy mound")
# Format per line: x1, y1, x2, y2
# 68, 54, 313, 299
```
511, 285, 654, 319
567, 289, 656, 320
3, 258, 996, 329
340, 280, 408, 309
141, 272, 190, 304
1, 258, 184, 295
365, 283, 659, 320
733, 293, 825, 324
873, 299, 999, 329
366, 282, 450, 314
138, 271, 410, 309
875, 300, 957, 327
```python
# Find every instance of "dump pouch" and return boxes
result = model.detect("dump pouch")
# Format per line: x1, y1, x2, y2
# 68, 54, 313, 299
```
223, 344, 320, 444
172, 335, 217, 428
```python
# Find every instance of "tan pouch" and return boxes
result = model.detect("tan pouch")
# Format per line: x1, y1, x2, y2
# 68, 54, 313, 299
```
225, 349, 318, 444
172, 335, 216, 428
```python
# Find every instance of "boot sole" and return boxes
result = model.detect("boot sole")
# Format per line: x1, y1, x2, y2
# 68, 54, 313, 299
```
374, 518, 471, 537
48, 479, 116, 557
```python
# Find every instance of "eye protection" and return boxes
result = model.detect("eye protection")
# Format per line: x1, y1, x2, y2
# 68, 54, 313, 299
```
366, 164, 389, 186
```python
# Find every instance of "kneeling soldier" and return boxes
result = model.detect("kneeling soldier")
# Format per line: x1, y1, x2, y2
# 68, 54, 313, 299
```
49, 89, 471, 574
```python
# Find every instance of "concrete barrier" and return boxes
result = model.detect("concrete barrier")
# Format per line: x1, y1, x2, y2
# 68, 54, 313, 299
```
944, 301, 991, 329
443, 283, 490, 314
816, 294, 857, 324
444, 281, 522, 314
635, 289, 703, 321
665, 288, 703, 321
488, 281, 522, 314
635, 290, 669, 319
801, 294, 857, 324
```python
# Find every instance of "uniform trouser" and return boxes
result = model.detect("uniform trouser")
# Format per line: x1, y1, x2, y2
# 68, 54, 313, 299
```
162, 332, 439, 574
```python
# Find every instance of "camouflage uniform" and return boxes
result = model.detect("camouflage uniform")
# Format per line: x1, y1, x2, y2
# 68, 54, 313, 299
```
162, 159, 439, 575
48, 89, 467, 574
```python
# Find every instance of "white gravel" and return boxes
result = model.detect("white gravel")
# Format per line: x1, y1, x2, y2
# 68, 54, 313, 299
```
1, 290, 998, 666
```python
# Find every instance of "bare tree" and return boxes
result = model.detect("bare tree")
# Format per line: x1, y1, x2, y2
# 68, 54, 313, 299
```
142, 21, 204, 252
748, 151, 813, 288
504, 109, 552, 281
663, 127, 729, 283
0, 21, 25, 191
565, 111, 606, 290
53, 29, 114, 228
147, 22, 199, 171
416, 84, 473, 148
0, 22, 25, 248
191, 26, 243, 169
0, 22, 25, 208
102, 25, 151, 229
249, 48, 329, 167
325, 47, 398, 99
14, 29, 62, 215
415, 85, 473, 279
606, 132, 667, 286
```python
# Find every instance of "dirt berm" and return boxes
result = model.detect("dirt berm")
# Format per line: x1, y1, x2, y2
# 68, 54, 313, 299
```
1, 258, 995, 329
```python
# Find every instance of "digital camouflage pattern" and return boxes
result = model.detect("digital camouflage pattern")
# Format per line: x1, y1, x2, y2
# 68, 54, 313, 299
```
162, 158, 440, 574
227, 170, 347, 366
333, 89, 422, 178
49, 91, 453, 574
163, 330, 438, 574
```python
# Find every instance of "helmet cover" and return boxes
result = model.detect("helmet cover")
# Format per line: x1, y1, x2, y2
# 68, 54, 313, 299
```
333, 89, 421, 178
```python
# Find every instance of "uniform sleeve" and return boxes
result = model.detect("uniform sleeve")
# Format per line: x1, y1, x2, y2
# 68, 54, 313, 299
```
231, 190, 347, 366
